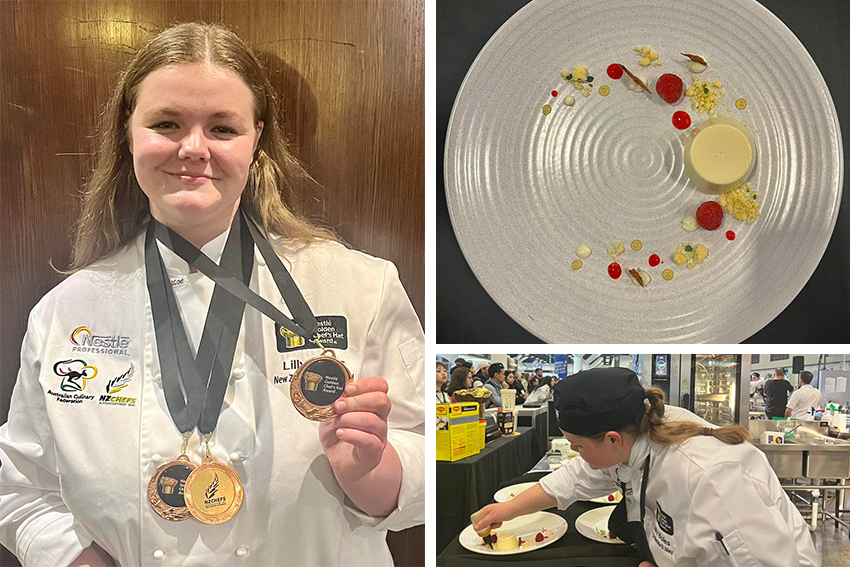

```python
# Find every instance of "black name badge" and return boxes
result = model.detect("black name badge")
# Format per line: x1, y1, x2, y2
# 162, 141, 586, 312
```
655, 501, 674, 535
275, 316, 348, 353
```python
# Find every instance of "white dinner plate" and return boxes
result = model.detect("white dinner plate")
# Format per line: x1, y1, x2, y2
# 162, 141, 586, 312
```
459, 511, 567, 555
575, 506, 625, 544
494, 481, 538, 502
590, 492, 623, 504
444, 0, 843, 343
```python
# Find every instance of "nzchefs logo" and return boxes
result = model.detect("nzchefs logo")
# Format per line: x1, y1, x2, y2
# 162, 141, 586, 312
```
70, 326, 131, 357
99, 364, 137, 407
204, 474, 226, 508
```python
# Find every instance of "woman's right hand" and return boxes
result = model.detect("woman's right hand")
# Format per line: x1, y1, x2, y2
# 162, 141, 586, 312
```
472, 502, 516, 533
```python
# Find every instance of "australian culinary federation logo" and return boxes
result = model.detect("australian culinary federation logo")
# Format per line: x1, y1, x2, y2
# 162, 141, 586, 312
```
54, 359, 98, 392
204, 473, 227, 508
70, 326, 131, 356
47, 359, 98, 404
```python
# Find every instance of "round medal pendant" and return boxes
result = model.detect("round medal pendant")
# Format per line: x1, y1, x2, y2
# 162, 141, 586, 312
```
290, 350, 353, 421
183, 458, 244, 524
148, 454, 196, 522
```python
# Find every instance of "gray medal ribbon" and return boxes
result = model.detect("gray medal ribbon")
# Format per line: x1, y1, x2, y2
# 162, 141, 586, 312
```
145, 213, 252, 436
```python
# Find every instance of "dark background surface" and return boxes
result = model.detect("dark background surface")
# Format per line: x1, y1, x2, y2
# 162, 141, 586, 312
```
0, 1, 424, 565
437, 0, 850, 344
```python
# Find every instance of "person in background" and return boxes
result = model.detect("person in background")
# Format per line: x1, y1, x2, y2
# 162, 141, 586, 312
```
786, 371, 822, 419
764, 367, 794, 420
436, 359, 450, 404
749, 372, 765, 405
472, 368, 818, 567
534, 368, 544, 383
451, 357, 468, 375
524, 376, 551, 405
527, 376, 540, 393
447, 367, 474, 401
506, 370, 527, 405
473, 362, 489, 387
520, 373, 529, 391
483, 363, 506, 408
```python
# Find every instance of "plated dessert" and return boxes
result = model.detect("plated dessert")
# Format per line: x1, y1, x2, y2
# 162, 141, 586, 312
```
543, 47, 759, 288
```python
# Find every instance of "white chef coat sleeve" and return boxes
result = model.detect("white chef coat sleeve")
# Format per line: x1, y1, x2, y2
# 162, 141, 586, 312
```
538, 456, 618, 510
343, 260, 425, 531
681, 461, 819, 567
786, 388, 801, 411
0, 308, 94, 566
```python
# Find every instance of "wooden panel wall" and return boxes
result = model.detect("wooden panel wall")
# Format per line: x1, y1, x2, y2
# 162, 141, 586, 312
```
0, 1, 424, 565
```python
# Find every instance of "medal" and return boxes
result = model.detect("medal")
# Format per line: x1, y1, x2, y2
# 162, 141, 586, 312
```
145, 209, 355, 527
291, 348, 353, 421
184, 438, 244, 524
148, 437, 196, 521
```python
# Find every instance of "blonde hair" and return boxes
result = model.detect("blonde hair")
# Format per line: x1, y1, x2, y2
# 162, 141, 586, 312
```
590, 387, 751, 446
66, 22, 335, 272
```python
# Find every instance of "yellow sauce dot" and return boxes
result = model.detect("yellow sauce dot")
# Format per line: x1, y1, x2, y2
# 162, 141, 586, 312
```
599, 85, 610, 96
735, 98, 747, 110
631, 240, 642, 251
662, 269, 674, 281
571, 259, 583, 270
542, 104, 552, 115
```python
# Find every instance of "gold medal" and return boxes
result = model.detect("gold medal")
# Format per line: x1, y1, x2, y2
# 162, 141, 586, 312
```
184, 439, 243, 524
148, 439, 196, 522
290, 349, 353, 421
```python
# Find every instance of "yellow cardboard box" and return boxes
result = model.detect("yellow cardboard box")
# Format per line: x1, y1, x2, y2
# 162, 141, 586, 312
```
437, 403, 481, 461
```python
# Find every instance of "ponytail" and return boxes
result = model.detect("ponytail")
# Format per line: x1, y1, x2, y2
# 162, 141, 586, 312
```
596, 387, 751, 445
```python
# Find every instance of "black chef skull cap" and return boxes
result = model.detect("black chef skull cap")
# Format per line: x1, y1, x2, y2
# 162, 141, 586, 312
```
553, 367, 646, 436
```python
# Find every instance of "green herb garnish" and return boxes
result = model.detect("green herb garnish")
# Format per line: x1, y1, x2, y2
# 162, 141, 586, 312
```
685, 245, 693, 253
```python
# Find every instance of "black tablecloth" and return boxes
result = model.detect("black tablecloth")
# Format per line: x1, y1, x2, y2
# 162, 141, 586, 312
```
437, 427, 544, 554
437, 472, 640, 567
437, 0, 850, 343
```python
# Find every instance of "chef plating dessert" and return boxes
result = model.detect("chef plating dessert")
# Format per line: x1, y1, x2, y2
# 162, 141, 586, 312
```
471, 367, 818, 567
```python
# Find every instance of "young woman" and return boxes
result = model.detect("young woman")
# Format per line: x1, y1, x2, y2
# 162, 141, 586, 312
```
473, 368, 817, 567
0, 23, 424, 567
447, 367, 474, 401
436, 360, 450, 403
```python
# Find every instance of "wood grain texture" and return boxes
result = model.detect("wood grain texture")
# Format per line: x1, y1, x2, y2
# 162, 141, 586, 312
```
0, 1, 423, 565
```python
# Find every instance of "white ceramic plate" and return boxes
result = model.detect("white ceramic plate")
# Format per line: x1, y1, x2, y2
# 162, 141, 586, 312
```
459, 511, 567, 555
494, 481, 538, 502
444, 0, 843, 343
575, 506, 626, 544
590, 492, 623, 504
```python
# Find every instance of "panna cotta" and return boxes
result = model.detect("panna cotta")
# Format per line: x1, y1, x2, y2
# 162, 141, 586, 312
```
494, 531, 519, 551
683, 117, 756, 194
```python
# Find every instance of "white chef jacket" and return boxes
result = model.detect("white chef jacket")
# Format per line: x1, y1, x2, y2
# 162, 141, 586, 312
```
0, 229, 425, 567
786, 385, 823, 419
539, 406, 819, 567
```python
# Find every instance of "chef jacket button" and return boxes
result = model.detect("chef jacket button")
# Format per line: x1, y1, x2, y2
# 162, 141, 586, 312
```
229, 452, 242, 462
154, 373, 162, 387
235, 546, 249, 558
232, 368, 246, 379
153, 549, 165, 560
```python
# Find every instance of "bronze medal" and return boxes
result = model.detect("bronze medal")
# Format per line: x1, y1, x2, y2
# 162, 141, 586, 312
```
148, 454, 196, 522
184, 457, 244, 524
290, 350, 353, 421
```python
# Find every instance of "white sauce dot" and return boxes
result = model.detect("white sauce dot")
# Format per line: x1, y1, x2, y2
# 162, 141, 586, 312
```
682, 216, 699, 232
628, 76, 648, 92
576, 244, 591, 258
689, 61, 707, 73
564, 95, 576, 106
